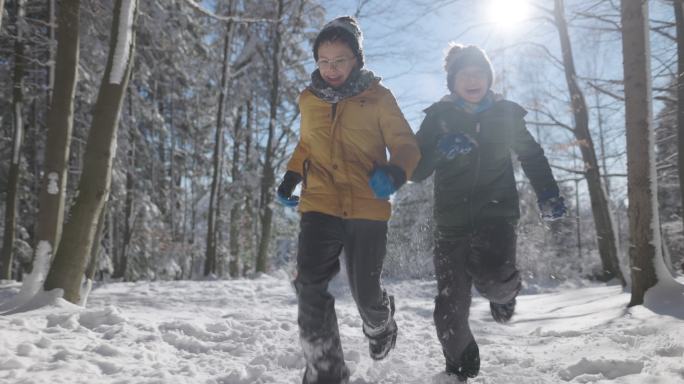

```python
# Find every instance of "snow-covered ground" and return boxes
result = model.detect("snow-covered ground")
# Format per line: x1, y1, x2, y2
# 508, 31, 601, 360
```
1, 272, 683, 384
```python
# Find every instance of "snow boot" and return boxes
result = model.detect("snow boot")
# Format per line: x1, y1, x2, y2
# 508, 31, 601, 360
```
490, 298, 516, 323
365, 295, 397, 360
445, 340, 480, 381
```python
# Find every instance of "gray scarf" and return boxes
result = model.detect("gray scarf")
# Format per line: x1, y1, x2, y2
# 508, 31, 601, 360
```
308, 68, 380, 104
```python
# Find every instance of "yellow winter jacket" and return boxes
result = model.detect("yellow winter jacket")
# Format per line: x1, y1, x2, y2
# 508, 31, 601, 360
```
286, 80, 420, 221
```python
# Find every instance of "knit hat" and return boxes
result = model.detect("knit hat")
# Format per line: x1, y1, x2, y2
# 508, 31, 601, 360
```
444, 43, 494, 93
313, 16, 364, 68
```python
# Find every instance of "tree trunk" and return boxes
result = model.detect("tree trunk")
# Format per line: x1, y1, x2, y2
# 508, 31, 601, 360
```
33, 0, 80, 270
553, 0, 625, 286
243, 99, 255, 276
228, 105, 244, 278
674, 0, 684, 235
1, 0, 26, 280
44, 0, 138, 304
622, 0, 660, 307
112, 85, 135, 279
0, 0, 5, 31
169, 96, 177, 240
47, 0, 56, 103
112, 141, 135, 279
204, 16, 235, 277
256, 0, 285, 274
594, 91, 611, 197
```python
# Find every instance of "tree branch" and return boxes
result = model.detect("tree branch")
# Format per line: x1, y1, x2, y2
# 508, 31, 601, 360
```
550, 163, 586, 175
183, 0, 277, 23
587, 81, 624, 101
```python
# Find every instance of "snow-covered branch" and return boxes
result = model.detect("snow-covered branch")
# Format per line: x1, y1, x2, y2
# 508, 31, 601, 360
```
183, 0, 278, 24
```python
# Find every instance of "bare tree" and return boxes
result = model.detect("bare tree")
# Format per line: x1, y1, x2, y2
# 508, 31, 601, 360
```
256, 0, 285, 274
674, 0, 684, 233
33, 0, 80, 268
44, 0, 138, 303
204, 1, 257, 277
552, 0, 625, 285
205, 16, 236, 277
111, 89, 136, 279
228, 104, 245, 278
622, 0, 662, 306
1, 0, 26, 280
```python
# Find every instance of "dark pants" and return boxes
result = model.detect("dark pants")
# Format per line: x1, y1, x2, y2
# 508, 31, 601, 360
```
433, 220, 521, 366
294, 212, 392, 384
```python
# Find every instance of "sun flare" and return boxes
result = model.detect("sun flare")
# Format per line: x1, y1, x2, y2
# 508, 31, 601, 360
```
488, 0, 530, 28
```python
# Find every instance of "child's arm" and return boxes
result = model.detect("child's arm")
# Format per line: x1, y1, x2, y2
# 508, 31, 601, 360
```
410, 112, 442, 182
511, 111, 559, 197
286, 141, 309, 177
378, 91, 421, 182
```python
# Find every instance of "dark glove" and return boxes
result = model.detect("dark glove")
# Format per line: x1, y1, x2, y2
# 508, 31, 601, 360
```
436, 132, 476, 160
538, 190, 567, 221
368, 164, 406, 199
276, 171, 302, 207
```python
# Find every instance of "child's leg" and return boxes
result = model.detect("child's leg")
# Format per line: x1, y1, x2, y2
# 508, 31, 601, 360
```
342, 218, 391, 331
342, 218, 397, 360
433, 237, 478, 373
468, 220, 521, 304
293, 212, 349, 384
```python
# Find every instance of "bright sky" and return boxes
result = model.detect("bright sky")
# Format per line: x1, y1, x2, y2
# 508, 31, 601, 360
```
317, 0, 545, 126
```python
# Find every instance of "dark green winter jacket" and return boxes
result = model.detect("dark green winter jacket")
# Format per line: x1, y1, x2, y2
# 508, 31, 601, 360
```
411, 99, 558, 233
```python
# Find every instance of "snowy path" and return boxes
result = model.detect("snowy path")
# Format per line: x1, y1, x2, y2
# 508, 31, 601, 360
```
1, 273, 683, 383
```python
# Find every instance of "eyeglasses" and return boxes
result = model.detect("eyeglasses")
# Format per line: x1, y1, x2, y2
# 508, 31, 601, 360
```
317, 56, 354, 71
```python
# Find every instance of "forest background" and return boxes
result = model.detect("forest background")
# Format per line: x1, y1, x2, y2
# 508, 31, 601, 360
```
0, 0, 682, 303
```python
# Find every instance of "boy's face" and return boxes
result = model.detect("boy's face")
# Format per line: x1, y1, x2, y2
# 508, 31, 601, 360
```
316, 40, 357, 88
453, 65, 489, 104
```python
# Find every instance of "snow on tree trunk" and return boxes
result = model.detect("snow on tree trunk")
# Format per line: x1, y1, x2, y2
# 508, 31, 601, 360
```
43, 0, 138, 304
0, 0, 5, 31
0, 241, 51, 313
622, 0, 683, 308
1, 0, 26, 281
109, 0, 135, 85
553, 0, 625, 286
33, 0, 80, 275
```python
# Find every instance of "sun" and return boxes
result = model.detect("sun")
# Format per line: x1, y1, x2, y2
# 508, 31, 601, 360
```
488, 0, 530, 28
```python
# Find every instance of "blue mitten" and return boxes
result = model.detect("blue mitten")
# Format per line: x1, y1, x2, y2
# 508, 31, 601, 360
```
369, 165, 406, 199
538, 191, 567, 221
437, 132, 476, 160
276, 171, 302, 208
277, 192, 299, 207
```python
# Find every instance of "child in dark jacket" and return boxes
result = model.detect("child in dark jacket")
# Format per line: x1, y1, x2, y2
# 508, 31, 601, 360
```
411, 43, 566, 382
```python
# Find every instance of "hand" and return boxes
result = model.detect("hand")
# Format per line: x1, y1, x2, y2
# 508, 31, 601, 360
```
368, 164, 406, 199
276, 171, 302, 207
437, 132, 476, 160
538, 195, 567, 221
